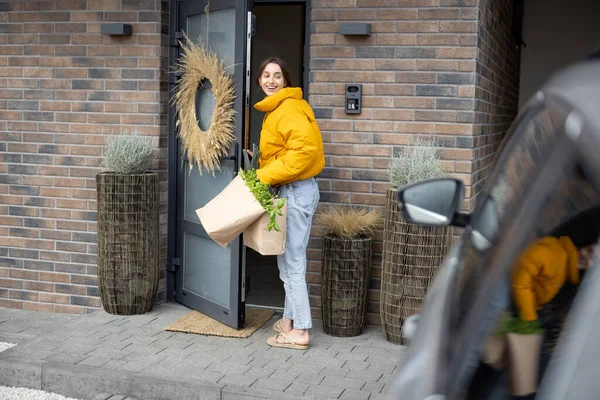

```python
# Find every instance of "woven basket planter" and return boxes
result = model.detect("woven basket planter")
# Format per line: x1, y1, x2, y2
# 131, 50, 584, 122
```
380, 188, 453, 344
97, 172, 160, 315
321, 235, 372, 337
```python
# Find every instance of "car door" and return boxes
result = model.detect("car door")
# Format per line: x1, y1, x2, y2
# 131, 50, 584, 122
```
442, 98, 578, 396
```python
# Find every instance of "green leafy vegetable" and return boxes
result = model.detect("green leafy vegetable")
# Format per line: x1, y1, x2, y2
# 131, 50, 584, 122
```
499, 316, 543, 335
238, 168, 285, 231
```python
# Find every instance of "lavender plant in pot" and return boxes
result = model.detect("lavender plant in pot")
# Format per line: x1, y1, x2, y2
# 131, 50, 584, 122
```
380, 137, 454, 344
96, 134, 159, 315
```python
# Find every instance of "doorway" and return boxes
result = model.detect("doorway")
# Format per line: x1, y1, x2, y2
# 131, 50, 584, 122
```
167, 0, 308, 328
245, 2, 307, 310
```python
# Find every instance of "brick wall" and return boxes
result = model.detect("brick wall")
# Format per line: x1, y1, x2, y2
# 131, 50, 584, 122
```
0, 0, 521, 319
307, 0, 516, 325
471, 0, 521, 205
0, 0, 169, 313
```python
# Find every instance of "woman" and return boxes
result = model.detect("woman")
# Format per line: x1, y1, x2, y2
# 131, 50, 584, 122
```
253, 57, 325, 349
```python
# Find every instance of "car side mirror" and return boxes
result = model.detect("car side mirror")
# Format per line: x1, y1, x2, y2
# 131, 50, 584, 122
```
398, 178, 469, 227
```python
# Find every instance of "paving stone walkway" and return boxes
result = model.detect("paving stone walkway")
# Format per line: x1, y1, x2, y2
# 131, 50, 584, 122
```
0, 302, 405, 400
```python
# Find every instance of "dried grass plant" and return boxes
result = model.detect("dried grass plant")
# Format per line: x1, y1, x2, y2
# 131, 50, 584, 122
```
102, 134, 157, 175
390, 137, 446, 188
317, 207, 383, 239
172, 32, 236, 175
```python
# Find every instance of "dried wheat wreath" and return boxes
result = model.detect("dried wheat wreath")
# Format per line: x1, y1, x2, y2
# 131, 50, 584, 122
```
173, 33, 236, 174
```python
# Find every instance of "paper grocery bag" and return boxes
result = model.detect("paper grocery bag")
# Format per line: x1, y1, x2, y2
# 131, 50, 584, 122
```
196, 175, 264, 248
243, 201, 287, 255
506, 332, 543, 396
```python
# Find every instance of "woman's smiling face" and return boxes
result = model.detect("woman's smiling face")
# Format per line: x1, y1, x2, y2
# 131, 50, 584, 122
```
259, 63, 286, 96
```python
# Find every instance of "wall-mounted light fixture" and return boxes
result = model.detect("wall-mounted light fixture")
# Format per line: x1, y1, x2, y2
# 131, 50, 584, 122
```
339, 23, 371, 37
101, 23, 133, 36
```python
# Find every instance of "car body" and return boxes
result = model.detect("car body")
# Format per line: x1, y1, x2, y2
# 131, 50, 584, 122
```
388, 59, 600, 400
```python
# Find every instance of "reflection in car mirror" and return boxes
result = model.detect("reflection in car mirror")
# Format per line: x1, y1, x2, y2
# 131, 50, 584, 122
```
398, 178, 468, 227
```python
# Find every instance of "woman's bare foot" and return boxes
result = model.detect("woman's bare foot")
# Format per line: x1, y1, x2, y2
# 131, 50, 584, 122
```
279, 317, 293, 332
274, 317, 293, 334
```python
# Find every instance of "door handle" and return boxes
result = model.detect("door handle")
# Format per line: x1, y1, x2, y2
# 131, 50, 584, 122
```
244, 11, 254, 155
223, 142, 240, 172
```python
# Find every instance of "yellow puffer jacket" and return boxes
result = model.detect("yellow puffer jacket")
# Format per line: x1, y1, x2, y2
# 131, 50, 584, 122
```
254, 87, 325, 186
512, 236, 580, 321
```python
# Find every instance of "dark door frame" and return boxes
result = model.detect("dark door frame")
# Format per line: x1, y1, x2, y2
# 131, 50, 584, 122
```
166, 0, 181, 304
166, 0, 311, 304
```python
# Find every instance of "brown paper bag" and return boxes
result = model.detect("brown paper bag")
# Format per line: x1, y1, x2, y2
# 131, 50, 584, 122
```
482, 335, 506, 370
243, 201, 287, 255
196, 175, 265, 247
506, 332, 543, 396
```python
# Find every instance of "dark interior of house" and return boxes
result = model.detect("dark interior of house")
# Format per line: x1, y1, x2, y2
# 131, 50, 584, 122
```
245, 3, 305, 310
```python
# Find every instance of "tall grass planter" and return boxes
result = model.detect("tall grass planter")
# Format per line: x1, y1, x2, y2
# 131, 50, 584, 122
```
97, 173, 159, 315
380, 188, 453, 344
317, 207, 381, 337
321, 235, 372, 337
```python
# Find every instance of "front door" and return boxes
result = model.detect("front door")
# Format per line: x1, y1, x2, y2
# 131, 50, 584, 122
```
171, 0, 251, 329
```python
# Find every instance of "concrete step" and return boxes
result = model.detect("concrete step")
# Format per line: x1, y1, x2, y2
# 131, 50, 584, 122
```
0, 357, 320, 400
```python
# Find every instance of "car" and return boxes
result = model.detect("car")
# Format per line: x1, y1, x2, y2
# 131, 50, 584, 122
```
387, 57, 600, 400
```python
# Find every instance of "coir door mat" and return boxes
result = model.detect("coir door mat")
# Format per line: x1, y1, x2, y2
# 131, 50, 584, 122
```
165, 308, 274, 338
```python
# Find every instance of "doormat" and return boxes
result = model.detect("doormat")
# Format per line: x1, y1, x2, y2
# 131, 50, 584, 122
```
165, 308, 274, 338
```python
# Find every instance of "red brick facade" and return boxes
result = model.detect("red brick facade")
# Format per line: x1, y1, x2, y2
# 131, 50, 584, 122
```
0, 0, 520, 319
0, 0, 169, 313
307, 0, 521, 324
472, 0, 521, 205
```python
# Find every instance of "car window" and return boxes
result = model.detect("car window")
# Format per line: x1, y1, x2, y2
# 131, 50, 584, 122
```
454, 102, 567, 315
473, 105, 565, 242
458, 148, 600, 398
448, 99, 600, 395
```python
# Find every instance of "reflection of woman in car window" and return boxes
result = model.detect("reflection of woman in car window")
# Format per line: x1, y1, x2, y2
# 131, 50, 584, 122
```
471, 173, 600, 400
463, 101, 600, 399
512, 236, 582, 322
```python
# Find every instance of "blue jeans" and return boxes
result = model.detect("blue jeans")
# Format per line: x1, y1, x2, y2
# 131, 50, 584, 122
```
277, 177, 319, 330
